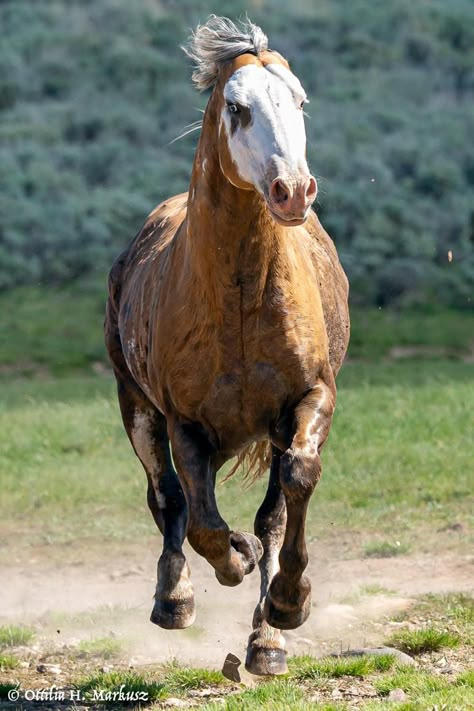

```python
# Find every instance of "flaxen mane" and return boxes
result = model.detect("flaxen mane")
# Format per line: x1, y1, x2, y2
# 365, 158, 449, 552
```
183, 15, 268, 90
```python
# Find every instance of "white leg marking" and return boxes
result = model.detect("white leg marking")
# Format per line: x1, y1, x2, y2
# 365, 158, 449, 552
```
131, 411, 166, 509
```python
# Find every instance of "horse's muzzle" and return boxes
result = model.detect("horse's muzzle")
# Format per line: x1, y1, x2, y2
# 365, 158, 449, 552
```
267, 175, 317, 226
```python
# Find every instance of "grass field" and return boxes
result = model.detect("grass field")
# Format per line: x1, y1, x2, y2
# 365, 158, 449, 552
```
1, 361, 472, 555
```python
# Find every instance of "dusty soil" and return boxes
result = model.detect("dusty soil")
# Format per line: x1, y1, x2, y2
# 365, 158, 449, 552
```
2, 539, 473, 670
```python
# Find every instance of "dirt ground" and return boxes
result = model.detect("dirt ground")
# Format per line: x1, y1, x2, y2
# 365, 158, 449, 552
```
2, 538, 473, 671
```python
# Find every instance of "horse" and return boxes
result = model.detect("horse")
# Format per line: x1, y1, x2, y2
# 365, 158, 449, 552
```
105, 16, 349, 676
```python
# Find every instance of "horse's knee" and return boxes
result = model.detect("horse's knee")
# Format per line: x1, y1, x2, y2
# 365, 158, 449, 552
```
254, 504, 286, 543
280, 449, 321, 500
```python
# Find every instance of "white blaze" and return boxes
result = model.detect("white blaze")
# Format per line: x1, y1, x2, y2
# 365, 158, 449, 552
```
221, 63, 309, 194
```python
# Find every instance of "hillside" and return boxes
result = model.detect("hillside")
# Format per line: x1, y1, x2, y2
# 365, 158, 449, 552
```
1, 0, 473, 305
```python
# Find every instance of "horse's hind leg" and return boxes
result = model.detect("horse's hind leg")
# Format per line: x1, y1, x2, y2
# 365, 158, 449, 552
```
106, 319, 194, 628
246, 447, 288, 676
118, 378, 194, 628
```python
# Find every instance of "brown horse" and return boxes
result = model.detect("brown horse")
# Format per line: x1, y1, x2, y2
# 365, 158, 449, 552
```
105, 16, 349, 675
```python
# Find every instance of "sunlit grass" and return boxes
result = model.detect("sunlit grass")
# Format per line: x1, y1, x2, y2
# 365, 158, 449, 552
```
163, 661, 227, 692
0, 654, 19, 671
74, 636, 123, 660
0, 625, 35, 649
289, 654, 396, 680
74, 670, 166, 703
374, 667, 448, 696
385, 627, 460, 655
1, 361, 472, 551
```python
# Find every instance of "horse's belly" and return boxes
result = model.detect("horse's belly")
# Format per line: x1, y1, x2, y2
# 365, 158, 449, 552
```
198, 363, 291, 451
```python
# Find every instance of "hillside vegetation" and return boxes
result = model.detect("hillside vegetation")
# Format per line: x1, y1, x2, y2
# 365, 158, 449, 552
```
1, 0, 473, 306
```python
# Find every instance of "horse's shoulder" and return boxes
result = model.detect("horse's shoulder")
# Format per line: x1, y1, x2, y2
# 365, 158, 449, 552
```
147, 192, 188, 227
108, 193, 188, 310
302, 211, 348, 292
137, 192, 188, 249
300, 210, 350, 374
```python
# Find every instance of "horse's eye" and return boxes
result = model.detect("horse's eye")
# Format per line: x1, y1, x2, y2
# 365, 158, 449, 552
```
227, 103, 240, 114
299, 100, 306, 110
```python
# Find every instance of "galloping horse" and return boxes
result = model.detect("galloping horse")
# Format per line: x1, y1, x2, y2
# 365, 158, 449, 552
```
105, 16, 349, 675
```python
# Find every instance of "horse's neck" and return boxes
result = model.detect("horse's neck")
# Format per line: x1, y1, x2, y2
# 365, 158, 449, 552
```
183, 122, 280, 301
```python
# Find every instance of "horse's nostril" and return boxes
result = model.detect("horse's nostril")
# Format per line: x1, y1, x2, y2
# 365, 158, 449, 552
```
271, 180, 289, 205
306, 177, 317, 200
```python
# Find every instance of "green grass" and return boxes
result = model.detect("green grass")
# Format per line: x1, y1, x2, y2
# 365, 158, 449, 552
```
360, 584, 396, 596
200, 680, 318, 711
349, 308, 474, 361
457, 670, 474, 688
0, 359, 472, 548
420, 593, 474, 625
163, 662, 227, 692
75, 670, 166, 703
0, 654, 19, 671
374, 667, 449, 696
363, 541, 411, 558
75, 636, 123, 660
371, 667, 474, 709
0, 625, 35, 649
0, 282, 107, 375
385, 627, 460, 655
289, 654, 396, 681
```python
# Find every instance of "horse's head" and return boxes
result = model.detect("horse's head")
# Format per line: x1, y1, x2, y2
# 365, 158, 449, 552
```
185, 16, 317, 227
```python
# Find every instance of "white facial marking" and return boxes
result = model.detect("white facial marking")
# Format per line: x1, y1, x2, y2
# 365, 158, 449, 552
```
221, 63, 309, 194
131, 411, 166, 509
202, 158, 208, 173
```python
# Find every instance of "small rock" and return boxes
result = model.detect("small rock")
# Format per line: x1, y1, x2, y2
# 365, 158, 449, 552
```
331, 688, 343, 699
388, 688, 407, 702
19, 661, 30, 669
164, 699, 188, 707
222, 652, 241, 682
36, 663, 62, 675
438, 522, 463, 532
440, 665, 454, 674
101, 665, 111, 673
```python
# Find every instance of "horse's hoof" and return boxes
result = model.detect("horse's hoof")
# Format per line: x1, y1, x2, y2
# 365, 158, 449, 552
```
264, 575, 311, 630
245, 646, 288, 676
230, 531, 263, 574
150, 596, 196, 630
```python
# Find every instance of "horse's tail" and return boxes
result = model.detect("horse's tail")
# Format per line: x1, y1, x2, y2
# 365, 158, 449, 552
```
221, 440, 272, 486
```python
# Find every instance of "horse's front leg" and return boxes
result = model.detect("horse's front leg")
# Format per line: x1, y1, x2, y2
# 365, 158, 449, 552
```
170, 421, 263, 586
265, 380, 335, 630
246, 446, 288, 675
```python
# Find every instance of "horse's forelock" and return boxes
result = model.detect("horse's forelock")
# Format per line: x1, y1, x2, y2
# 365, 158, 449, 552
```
182, 15, 268, 91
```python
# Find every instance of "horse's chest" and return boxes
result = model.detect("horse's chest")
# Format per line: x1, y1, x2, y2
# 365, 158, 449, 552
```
194, 317, 323, 449
150, 273, 326, 448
